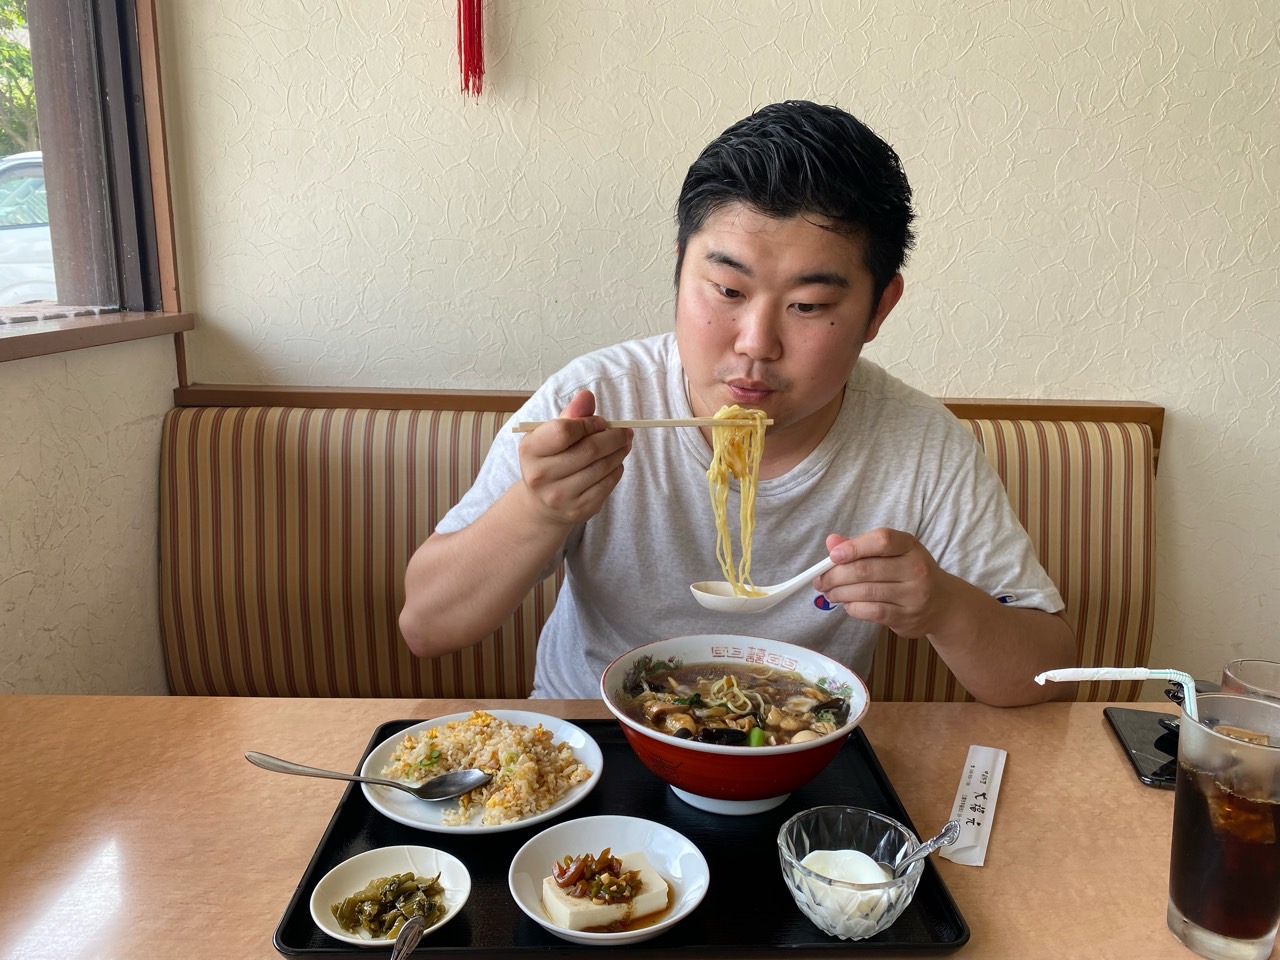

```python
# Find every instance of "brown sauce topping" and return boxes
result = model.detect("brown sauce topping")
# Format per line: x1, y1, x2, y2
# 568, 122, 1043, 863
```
581, 886, 674, 933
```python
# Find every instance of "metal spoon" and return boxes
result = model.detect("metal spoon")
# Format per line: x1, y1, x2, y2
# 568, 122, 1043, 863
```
245, 751, 492, 801
882, 819, 961, 878
389, 914, 427, 959
690, 555, 836, 614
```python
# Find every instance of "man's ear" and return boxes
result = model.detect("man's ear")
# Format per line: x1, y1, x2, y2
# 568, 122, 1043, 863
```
863, 273, 904, 345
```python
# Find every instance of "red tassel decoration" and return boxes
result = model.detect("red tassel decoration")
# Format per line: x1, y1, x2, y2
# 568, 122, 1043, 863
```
457, 0, 484, 96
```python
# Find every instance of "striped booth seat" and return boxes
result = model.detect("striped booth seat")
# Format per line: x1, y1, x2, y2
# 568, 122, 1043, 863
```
867, 402, 1162, 703
159, 402, 559, 698
159, 390, 1162, 701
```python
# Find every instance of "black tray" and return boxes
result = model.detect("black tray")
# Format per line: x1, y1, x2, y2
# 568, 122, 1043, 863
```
274, 719, 969, 956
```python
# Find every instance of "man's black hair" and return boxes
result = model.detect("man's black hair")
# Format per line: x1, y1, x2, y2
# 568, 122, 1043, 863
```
675, 100, 916, 304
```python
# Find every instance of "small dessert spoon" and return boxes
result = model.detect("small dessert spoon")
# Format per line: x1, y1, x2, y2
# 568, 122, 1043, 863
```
882, 819, 961, 878
389, 914, 427, 960
690, 555, 836, 614
245, 751, 492, 801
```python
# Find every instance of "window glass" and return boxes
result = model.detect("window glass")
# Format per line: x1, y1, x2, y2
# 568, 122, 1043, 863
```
3, 0, 158, 317
0, 3, 56, 308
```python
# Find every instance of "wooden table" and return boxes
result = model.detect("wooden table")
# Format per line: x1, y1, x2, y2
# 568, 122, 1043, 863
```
0, 696, 1230, 959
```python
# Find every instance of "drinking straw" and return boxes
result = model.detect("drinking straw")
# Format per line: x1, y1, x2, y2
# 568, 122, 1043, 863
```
1034, 667, 1199, 722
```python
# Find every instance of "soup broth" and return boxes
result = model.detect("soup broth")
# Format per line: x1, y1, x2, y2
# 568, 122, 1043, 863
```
620, 659, 852, 746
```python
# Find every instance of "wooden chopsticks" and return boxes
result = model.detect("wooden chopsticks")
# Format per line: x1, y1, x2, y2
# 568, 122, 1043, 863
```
511, 417, 773, 433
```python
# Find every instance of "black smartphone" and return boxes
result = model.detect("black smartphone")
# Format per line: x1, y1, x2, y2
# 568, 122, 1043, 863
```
1103, 706, 1179, 789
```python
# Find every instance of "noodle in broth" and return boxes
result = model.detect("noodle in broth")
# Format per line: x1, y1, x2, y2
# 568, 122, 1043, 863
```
706, 405, 768, 597
620, 659, 852, 746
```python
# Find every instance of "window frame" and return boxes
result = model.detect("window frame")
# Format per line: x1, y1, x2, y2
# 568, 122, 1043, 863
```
0, 0, 190, 365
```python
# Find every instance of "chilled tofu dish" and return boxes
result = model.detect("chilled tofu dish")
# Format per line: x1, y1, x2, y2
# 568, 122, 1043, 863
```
541, 847, 670, 932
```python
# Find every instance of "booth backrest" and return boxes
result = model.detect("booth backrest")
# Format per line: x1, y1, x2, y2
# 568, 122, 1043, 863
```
158, 388, 1162, 701
870, 409, 1159, 702
159, 403, 558, 698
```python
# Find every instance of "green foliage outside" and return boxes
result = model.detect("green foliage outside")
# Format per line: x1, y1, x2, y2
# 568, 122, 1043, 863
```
0, 0, 36, 157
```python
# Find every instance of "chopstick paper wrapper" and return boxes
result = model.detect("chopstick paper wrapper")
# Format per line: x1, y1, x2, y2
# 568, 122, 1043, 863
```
939, 745, 1007, 867
1034, 667, 1199, 721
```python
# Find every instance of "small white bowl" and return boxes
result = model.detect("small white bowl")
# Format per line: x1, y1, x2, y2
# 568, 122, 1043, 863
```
507, 815, 709, 946
310, 845, 471, 947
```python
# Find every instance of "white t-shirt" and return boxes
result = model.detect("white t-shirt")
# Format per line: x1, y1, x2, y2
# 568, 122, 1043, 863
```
436, 334, 1064, 698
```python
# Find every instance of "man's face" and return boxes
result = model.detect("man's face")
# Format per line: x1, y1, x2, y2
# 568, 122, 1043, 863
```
675, 202, 902, 466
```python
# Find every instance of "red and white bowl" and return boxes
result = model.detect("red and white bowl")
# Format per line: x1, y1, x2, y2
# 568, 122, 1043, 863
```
600, 635, 870, 815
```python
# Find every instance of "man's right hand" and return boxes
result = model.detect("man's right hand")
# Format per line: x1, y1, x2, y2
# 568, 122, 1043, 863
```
400, 388, 631, 658
516, 389, 633, 527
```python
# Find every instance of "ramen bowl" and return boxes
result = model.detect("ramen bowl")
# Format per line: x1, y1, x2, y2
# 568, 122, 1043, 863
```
600, 635, 870, 815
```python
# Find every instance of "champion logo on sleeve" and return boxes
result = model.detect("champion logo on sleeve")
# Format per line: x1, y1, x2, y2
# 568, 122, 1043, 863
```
995, 593, 1018, 604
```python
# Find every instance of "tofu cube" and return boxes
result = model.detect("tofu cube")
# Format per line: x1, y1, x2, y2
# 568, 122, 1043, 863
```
541, 851, 670, 931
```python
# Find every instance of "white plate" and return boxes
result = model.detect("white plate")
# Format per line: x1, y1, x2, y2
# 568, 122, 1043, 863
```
309, 845, 471, 947
508, 814, 710, 946
360, 710, 603, 833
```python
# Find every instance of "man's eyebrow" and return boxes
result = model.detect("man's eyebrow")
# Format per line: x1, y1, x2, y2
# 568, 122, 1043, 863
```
705, 250, 752, 275
795, 270, 849, 289
703, 250, 850, 290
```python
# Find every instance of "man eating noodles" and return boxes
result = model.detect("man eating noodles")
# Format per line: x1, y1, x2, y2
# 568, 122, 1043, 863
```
399, 99, 1075, 706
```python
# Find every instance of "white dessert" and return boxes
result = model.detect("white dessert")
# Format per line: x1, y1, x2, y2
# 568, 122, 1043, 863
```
541, 850, 669, 931
801, 848, 890, 884
793, 847, 899, 940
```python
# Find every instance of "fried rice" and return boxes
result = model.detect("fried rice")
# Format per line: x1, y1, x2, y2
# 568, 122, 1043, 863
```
380, 710, 593, 826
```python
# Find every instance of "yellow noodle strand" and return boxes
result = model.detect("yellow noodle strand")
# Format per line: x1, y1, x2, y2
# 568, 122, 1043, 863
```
706, 405, 767, 597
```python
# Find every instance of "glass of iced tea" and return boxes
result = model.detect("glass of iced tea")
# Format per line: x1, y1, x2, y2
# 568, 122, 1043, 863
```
1221, 659, 1280, 703
1167, 692, 1280, 960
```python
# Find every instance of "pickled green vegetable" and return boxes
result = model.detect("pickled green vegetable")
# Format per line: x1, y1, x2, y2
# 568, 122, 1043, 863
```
330, 871, 445, 938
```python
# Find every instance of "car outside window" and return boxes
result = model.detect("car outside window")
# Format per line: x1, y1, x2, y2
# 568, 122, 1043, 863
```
0, 150, 54, 306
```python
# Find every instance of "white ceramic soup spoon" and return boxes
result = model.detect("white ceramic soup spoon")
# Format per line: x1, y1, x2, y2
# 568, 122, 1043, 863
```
690, 555, 836, 614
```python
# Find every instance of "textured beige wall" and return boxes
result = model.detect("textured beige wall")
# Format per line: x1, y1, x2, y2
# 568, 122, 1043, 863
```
1, 337, 176, 694
156, 0, 1278, 688
7, 0, 1274, 695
